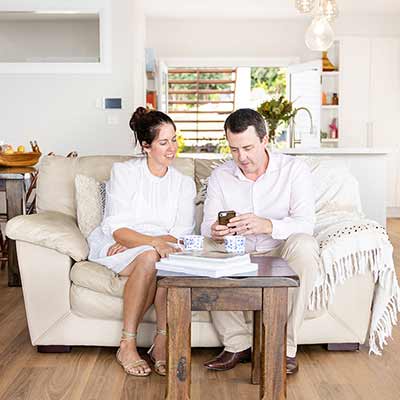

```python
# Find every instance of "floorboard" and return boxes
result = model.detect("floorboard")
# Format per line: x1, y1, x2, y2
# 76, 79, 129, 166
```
1, 219, 399, 399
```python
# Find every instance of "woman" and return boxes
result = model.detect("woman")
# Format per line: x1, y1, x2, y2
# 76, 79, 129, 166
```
88, 107, 196, 376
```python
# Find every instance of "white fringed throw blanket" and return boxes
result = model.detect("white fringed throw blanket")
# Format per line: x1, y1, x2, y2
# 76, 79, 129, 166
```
311, 217, 399, 354
300, 156, 400, 355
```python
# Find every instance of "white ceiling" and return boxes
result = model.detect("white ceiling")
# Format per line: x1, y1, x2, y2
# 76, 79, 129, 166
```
144, 0, 400, 19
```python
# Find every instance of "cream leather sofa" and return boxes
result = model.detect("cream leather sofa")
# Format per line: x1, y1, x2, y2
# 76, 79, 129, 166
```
6, 155, 375, 351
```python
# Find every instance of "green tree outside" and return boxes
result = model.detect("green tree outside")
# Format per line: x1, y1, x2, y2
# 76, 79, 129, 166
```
250, 67, 286, 97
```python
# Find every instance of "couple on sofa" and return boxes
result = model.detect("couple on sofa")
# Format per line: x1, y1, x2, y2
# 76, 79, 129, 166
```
88, 106, 319, 377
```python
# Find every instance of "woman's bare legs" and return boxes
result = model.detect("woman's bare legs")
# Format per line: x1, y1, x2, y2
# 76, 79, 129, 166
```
150, 287, 167, 368
118, 250, 159, 375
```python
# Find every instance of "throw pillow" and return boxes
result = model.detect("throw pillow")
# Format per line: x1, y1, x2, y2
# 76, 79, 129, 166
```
75, 174, 106, 238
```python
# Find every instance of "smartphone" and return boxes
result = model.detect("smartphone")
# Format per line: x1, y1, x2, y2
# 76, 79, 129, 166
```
218, 210, 236, 226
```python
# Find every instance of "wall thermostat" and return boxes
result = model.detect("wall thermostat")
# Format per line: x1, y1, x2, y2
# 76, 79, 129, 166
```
104, 98, 122, 109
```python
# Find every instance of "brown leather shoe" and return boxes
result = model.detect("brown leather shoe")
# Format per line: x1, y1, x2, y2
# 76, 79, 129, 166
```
203, 348, 252, 371
286, 356, 298, 375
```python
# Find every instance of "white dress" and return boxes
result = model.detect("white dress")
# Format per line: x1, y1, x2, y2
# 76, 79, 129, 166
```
87, 158, 196, 274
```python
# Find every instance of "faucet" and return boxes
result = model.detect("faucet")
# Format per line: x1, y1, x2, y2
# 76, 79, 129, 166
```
289, 107, 314, 148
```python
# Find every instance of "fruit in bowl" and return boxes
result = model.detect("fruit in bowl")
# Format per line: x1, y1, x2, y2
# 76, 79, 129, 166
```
0, 141, 41, 167
3, 147, 14, 154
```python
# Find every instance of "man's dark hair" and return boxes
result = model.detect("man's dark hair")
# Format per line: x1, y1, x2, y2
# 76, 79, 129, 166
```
224, 108, 267, 140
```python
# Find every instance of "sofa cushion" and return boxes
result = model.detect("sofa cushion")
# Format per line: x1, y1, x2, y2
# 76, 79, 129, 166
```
75, 174, 106, 238
70, 283, 152, 321
70, 283, 214, 323
6, 211, 88, 261
37, 155, 131, 217
71, 261, 127, 298
300, 157, 364, 228
70, 261, 212, 322
193, 158, 230, 233
70, 260, 321, 322
37, 155, 195, 218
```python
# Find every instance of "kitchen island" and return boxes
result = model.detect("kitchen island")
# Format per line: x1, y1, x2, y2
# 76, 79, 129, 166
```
282, 148, 389, 226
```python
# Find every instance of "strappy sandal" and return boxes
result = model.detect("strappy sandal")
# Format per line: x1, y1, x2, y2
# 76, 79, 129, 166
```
116, 329, 151, 377
147, 328, 167, 376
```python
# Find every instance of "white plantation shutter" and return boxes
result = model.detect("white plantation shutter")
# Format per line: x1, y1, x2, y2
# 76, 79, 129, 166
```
168, 68, 237, 147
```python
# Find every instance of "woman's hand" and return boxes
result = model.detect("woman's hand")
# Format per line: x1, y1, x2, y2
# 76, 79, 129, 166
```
152, 240, 180, 258
107, 242, 128, 256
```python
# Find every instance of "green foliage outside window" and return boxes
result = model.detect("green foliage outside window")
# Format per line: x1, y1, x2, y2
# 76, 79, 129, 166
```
250, 67, 286, 97
169, 71, 232, 108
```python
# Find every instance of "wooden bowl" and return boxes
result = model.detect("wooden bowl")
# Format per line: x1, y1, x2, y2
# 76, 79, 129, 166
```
0, 151, 42, 167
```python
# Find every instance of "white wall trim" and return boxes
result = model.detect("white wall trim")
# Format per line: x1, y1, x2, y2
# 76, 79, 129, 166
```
0, 2, 112, 74
162, 57, 300, 68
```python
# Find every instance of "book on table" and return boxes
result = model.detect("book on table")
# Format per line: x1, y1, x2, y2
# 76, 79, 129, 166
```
156, 251, 258, 278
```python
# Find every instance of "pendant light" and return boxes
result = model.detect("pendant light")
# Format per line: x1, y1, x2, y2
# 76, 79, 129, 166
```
305, 14, 334, 51
295, 0, 316, 13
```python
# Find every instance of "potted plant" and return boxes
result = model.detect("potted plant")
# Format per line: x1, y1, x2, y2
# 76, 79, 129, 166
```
257, 96, 310, 145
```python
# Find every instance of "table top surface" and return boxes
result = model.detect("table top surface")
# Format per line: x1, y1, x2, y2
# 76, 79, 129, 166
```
0, 166, 36, 177
158, 255, 299, 288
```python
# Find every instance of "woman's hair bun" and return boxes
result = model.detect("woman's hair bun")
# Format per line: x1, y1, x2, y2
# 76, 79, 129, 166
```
129, 106, 148, 131
128, 106, 176, 149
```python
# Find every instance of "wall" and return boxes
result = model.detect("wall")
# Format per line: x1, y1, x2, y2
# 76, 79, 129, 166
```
146, 16, 400, 63
0, 0, 146, 156
146, 18, 309, 61
0, 19, 99, 62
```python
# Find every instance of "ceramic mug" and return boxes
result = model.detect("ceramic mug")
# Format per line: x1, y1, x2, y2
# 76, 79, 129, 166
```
179, 235, 204, 251
224, 235, 246, 253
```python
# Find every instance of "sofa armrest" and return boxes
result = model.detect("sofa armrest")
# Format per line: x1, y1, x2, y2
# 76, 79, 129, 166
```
16, 241, 73, 344
6, 211, 88, 261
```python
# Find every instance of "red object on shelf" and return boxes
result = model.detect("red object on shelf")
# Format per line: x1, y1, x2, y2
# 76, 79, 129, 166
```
146, 91, 157, 109
329, 118, 338, 139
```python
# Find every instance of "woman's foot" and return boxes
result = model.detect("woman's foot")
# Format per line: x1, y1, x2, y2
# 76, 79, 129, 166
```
148, 329, 167, 376
117, 331, 151, 376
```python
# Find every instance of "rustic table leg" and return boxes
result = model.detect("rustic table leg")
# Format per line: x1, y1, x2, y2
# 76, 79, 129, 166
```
165, 287, 191, 400
260, 288, 288, 400
6, 179, 24, 287
251, 310, 261, 385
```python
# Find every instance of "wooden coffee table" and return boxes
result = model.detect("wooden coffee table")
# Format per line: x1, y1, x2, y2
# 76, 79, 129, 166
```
158, 255, 299, 400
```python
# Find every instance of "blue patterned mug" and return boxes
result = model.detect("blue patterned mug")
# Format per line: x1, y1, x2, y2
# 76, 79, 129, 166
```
224, 235, 246, 253
179, 235, 204, 251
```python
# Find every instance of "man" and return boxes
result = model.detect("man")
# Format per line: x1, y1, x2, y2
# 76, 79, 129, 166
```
200, 108, 319, 375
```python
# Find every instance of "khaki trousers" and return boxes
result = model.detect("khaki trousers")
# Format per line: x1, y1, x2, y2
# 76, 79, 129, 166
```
208, 233, 319, 358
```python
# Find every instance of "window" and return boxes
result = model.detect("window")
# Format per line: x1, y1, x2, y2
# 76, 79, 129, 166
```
167, 66, 287, 152
168, 68, 237, 151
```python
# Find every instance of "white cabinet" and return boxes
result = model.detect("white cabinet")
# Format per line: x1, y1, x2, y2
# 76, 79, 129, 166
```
339, 37, 370, 147
369, 38, 400, 209
339, 37, 400, 209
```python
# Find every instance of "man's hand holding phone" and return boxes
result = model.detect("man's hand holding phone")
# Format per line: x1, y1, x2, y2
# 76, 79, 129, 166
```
227, 213, 273, 236
211, 210, 236, 243
210, 221, 231, 243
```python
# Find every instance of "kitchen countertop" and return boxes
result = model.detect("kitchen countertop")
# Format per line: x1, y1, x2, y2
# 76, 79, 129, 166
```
179, 148, 391, 158
281, 147, 390, 155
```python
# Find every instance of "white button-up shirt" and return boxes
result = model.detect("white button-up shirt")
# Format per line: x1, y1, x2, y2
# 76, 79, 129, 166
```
201, 152, 315, 252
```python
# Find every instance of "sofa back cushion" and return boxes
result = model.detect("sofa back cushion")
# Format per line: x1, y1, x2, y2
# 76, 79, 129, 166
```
36, 155, 195, 218
300, 157, 364, 229
192, 156, 364, 233
36, 154, 363, 233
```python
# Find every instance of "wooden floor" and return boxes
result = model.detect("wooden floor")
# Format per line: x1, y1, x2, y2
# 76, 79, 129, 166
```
1, 219, 400, 400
